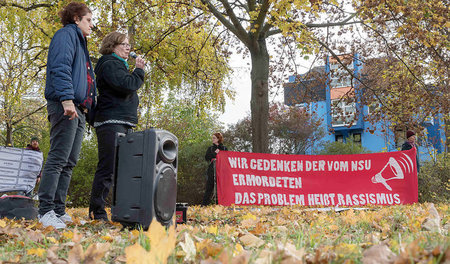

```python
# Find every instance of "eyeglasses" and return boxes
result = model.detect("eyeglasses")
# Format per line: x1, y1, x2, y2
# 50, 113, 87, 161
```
120, 43, 131, 48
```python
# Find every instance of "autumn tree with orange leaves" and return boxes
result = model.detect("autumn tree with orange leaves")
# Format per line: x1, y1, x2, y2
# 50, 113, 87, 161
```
195, 0, 448, 153
355, 1, 449, 142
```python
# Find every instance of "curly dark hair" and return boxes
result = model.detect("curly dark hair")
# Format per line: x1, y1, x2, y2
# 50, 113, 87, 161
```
58, 2, 92, 26
99, 32, 127, 55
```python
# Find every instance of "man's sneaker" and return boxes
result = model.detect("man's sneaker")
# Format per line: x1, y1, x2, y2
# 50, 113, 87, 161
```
38, 210, 66, 229
58, 213, 73, 224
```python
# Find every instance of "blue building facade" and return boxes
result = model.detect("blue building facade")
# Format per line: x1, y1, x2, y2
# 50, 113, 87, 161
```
284, 54, 446, 161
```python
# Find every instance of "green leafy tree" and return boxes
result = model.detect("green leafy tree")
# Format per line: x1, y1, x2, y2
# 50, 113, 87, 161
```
139, 96, 223, 205
91, 0, 235, 115
0, 7, 47, 146
141, 95, 223, 143
0, 1, 234, 146
418, 153, 450, 204
177, 140, 211, 205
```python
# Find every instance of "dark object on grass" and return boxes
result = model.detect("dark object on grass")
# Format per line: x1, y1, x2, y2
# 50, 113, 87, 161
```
0, 195, 38, 220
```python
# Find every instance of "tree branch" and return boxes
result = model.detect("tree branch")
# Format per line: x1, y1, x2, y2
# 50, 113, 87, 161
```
266, 28, 281, 37
304, 12, 359, 28
27, 17, 51, 39
194, 22, 217, 73
216, 0, 250, 45
124, 3, 158, 24
265, 12, 361, 37
12, 103, 47, 126
0, 1, 52, 11
235, 0, 249, 13
252, 0, 270, 37
306, 19, 362, 28
200, 0, 242, 41
146, 13, 203, 54
360, 21, 436, 100
248, 0, 256, 11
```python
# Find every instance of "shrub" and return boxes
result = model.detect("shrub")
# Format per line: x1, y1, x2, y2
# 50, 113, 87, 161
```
418, 153, 449, 203
67, 135, 98, 208
66, 133, 216, 207
317, 139, 370, 155
177, 140, 210, 205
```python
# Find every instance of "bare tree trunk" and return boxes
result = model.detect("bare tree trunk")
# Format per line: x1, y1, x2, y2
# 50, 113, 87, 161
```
249, 38, 269, 153
445, 119, 450, 153
128, 21, 136, 48
5, 123, 13, 147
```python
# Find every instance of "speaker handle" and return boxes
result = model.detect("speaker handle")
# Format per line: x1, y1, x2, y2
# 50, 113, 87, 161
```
112, 132, 127, 207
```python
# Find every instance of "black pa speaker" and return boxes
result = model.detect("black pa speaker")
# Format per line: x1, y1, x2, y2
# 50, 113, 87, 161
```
111, 129, 178, 229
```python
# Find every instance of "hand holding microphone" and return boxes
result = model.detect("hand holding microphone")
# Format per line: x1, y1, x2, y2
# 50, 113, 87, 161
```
129, 52, 146, 69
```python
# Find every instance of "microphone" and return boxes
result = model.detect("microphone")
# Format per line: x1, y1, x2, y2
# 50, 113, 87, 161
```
129, 52, 148, 69
129, 52, 138, 59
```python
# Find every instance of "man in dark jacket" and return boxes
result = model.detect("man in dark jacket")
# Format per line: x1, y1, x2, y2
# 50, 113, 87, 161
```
38, 2, 95, 229
401, 130, 420, 173
26, 137, 40, 152
25, 137, 42, 184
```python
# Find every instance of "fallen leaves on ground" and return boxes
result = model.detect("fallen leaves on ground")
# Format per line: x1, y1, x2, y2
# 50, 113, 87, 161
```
125, 221, 176, 264
0, 204, 448, 263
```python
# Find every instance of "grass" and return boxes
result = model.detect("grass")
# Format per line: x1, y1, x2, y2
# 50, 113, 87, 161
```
0, 203, 448, 263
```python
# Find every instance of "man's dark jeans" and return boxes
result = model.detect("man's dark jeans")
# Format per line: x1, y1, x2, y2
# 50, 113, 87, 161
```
38, 101, 85, 216
89, 124, 129, 220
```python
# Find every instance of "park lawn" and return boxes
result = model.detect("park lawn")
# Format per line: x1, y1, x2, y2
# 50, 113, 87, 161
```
0, 203, 448, 263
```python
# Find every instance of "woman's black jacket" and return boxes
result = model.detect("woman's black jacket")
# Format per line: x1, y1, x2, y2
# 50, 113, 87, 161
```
94, 54, 145, 124
205, 144, 227, 178
205, 144, 228, 163
401, 141, 420, 172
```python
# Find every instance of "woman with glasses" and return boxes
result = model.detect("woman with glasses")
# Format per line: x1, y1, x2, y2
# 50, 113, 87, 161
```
88, 32, 146, 221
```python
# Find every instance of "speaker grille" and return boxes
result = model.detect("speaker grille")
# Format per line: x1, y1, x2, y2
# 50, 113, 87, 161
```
154, 165, 177, 222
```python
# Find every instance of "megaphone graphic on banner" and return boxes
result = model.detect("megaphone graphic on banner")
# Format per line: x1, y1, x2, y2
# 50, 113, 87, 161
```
371, 153, 414, 191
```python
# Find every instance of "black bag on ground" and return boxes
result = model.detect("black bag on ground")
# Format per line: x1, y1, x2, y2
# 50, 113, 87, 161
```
0, 195, 38, 220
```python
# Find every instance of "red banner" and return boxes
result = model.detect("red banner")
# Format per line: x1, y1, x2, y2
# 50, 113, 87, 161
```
216, 149, 418, 207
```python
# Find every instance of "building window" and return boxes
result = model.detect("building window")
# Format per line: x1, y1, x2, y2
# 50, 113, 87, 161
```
330, 63, 353, 88
394, 128, 406, 148
335, 135, 344, 142
352, 133, 362, 144
331, 99, 357, 127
